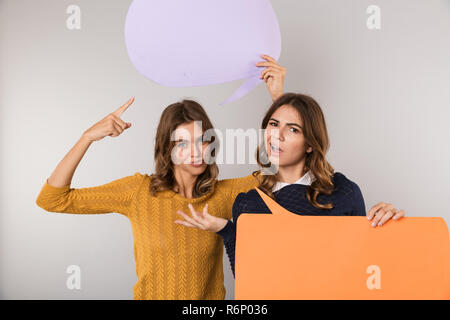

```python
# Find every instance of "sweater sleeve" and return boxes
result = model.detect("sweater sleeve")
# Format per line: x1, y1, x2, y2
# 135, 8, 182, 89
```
35, 172, 144, 217
227, 172, 259, 202
216, 192, 246, 278
350, 182, 366, 216
220, 172, 259, 220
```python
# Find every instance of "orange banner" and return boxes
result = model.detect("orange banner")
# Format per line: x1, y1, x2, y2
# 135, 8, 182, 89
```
235, 188, 450, 299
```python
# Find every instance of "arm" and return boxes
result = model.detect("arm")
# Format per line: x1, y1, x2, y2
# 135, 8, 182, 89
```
36, 97, 137, 216
45, 97, 134, 188
216, 193, 246, 278
350, 182, 366, 216
46, 134, 93, 188
225, 173, 260, 217
217, 219, 237, 278
36, 172, 143, 216
36, 172, 144, 216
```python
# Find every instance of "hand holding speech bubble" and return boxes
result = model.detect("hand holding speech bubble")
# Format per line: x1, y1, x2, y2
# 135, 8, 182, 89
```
124, 0, 282, 105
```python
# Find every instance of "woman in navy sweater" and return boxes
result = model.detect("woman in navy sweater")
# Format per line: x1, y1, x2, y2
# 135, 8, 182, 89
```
175, 62, 406, 277
176, 92, 406, 277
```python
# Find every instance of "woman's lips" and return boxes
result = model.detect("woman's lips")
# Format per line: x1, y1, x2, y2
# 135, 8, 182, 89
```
189, 160, 204, 167
270, 143, 283, 154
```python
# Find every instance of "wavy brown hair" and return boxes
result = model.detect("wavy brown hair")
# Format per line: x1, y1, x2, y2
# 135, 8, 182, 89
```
255, 92, 335, 209
149, 99, 219, 197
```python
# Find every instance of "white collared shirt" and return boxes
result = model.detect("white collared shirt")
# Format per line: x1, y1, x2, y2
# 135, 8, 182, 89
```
272, 170, 316, 192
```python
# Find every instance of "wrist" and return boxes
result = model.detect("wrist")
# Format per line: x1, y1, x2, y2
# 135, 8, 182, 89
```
80, 133, 94, 145
216, 219, 231, 233
215, 218, 228, 233
271, 91, 283, 102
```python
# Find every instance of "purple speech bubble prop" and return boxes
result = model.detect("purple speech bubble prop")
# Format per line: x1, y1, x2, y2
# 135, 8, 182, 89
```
124, 0, 281, 105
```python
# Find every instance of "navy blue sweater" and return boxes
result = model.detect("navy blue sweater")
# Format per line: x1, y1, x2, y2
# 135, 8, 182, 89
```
216, 172, 366, 277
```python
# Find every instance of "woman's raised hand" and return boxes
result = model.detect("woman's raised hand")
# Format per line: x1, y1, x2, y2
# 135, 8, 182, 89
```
256, 54, 286, 101
82, 97, 134, 142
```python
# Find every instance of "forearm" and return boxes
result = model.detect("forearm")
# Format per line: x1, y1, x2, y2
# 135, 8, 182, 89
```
217, 219, 237, 277
47, 134, 93, 188
271, 91, 283, 102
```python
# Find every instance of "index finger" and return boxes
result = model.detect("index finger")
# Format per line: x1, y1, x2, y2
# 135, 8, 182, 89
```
255, 61, 283, 69
188, 203, 205, 221
260, 54, 277, 63
176, 210, 203, 228
113, 97, 134, 117
367, 202, 385, 220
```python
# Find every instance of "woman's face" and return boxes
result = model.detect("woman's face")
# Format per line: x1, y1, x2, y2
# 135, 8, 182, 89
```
264, 104, 312, 167
172, 121, 210, 176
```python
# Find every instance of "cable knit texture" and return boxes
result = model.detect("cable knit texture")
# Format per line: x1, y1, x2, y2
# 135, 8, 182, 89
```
36, 172, 260, 299
216, 172, 366, 277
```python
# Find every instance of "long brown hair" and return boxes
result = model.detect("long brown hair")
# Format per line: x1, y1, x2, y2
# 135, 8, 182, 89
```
255, 92, 335, 209
150, 99, 219, 197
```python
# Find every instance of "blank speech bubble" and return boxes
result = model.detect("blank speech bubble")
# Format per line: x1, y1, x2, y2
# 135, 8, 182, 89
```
124, 0, 282, 105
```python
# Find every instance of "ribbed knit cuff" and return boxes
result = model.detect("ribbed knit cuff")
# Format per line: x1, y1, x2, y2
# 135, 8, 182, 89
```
216, 219, 235, 242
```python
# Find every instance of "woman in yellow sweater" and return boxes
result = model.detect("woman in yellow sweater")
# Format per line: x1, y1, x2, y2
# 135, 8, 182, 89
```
35, 97, 264, 299
36, 55, 284, 300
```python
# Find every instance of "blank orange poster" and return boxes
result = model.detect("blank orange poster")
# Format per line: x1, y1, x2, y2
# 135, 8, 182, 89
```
235, 188, 450, 299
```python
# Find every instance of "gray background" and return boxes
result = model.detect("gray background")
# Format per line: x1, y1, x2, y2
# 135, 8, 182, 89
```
1, 0, 449, 299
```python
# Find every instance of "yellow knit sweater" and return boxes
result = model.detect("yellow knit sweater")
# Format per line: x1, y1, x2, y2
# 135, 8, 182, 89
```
35, 172, 260, 300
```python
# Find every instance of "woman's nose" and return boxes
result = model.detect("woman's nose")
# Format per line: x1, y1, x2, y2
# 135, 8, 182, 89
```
272, 128, 284, 141
191, 143, 202, 157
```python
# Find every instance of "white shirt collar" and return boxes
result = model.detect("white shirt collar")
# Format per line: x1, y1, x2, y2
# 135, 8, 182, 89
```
272, 170, 315, 192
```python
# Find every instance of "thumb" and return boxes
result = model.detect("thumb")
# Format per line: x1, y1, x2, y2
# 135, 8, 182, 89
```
126, 122, 132, 128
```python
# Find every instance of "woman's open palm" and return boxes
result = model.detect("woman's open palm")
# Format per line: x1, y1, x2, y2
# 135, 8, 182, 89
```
175, 203, 228, 233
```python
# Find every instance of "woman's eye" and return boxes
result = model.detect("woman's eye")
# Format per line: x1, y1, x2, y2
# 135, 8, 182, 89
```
269, 122, 277, 127
178, 141, 187, 147
290, 127, 300, 133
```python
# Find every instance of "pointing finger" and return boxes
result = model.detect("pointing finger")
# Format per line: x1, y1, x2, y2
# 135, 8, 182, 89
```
113, 97, 134, 117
